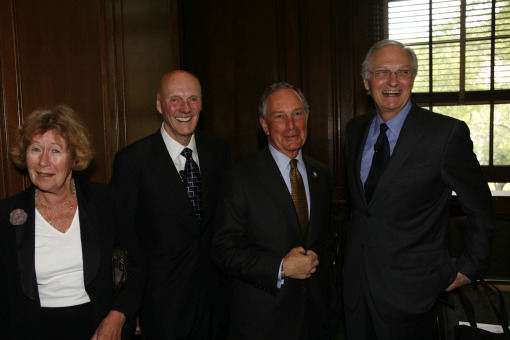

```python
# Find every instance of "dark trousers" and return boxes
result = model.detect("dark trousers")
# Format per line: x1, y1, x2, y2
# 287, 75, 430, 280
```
345, 267, 439, 340
40, 302, 95, 340
299, 296, 333, 340
142, 303, 228, 340
187, 301, 228, 340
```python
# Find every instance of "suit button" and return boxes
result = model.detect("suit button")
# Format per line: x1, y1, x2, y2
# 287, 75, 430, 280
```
365, 212, 371, 217
361, 244, 364, 249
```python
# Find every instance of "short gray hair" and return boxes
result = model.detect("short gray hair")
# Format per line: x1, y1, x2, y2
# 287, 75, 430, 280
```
258, 82, 309, 118
361, 39, 418, 80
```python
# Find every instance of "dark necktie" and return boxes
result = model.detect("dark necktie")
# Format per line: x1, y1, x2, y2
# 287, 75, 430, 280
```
181, 148, 202, 223
364, 123, 390, 203
290, 159, 308, 240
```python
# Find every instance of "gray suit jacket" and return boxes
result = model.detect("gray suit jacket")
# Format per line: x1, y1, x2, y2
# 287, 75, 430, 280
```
343, 102, 494, 323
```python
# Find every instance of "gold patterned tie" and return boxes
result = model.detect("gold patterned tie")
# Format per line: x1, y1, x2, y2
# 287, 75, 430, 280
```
290, 159, 309, 240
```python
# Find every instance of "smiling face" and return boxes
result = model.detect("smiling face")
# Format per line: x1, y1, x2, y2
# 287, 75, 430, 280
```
364, 45, 414, 121
259, 88, 308, 159
156, 71, 202, 146
26, 130, 73, 196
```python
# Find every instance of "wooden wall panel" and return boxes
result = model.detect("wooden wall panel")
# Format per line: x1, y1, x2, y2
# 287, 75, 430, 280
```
299, 0, 339, 173
0, 0, 27, 198
230, 1, 282, 156
1, 0, 107, 189
180, 0, 281, 161
0, 0, 179, 198
1, 0, 374, 200
179, 0, 367, 188
177, 0, 377, 252
120, 0, 176, 147
101, 0, 179, 179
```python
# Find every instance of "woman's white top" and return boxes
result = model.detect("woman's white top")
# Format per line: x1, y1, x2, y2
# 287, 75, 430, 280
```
35, 207, 91, 307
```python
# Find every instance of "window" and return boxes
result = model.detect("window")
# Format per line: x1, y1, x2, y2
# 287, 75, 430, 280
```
385, 0, 510, 190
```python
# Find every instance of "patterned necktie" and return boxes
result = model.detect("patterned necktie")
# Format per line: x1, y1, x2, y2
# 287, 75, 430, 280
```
181, 148, 202, 223
364, 123, 390, 203
290, 159, 309, 240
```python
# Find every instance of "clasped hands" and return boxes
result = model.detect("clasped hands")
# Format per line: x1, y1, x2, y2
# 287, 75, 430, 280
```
282, 246, 319, 280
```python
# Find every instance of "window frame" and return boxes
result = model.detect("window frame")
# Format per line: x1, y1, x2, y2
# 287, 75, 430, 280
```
384, 0, 510, 184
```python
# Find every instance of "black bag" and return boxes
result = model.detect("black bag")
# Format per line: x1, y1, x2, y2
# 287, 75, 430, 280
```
452, 279, 510, 340
112, 245, 128, 299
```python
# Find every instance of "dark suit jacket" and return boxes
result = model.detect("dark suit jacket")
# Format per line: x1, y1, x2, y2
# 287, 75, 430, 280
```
0, 179, 145, 339
343, 102, 494, 323
213, 146, 339, 340
110, 129, 232, 338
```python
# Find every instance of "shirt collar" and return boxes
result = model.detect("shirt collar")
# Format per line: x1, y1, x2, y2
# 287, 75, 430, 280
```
160, 123, 197, 161
268, 144, 305, 173
373, 100, 412, 138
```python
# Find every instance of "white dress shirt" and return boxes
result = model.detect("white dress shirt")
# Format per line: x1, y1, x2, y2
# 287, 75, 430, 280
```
160, 124, 200, 174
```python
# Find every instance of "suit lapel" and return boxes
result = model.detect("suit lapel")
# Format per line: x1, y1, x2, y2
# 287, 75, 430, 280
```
76, 180, 101, 287
369, 104, 427, 204
304, 157, 321, 247
351, 112, 375, 205
256, 147, 304, 242
15, 187, 39, 301
148, 132, 193, 210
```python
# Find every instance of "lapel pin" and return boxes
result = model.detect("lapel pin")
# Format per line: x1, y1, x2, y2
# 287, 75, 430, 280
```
312, 171, 318, 179
10, 208, 27, 226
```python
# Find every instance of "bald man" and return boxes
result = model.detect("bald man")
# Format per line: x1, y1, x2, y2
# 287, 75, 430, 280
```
111, 71, 232, 339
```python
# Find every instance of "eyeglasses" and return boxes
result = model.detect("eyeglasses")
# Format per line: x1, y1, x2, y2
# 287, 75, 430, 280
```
369, 70, 413, 80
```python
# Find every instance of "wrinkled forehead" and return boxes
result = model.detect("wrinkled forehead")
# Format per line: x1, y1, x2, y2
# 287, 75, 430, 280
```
371, 45, 411, 69
267, 89, 305, 110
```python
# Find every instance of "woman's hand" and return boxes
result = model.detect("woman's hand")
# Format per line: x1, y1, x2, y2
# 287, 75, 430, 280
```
90, 310, 126, 340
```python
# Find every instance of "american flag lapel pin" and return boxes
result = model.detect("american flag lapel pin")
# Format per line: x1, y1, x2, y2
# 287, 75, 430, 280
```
312, 171, 318, 179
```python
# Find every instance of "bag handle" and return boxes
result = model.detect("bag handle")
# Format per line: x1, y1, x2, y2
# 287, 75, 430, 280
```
457, 289, 479, 329
457, 278, 510, 335
112, 245, 128, 301
477, 278, 510, 336
113, 269, 126, 301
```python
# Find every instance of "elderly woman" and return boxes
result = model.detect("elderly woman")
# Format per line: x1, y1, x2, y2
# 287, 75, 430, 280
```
0, 105, 145, 340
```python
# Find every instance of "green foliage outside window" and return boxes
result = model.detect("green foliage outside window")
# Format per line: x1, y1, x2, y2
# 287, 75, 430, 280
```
388, 0, 510, 171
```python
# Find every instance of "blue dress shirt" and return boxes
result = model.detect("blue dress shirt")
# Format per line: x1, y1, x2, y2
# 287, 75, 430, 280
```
268, 144, 310, 287
360, 100, 412, 186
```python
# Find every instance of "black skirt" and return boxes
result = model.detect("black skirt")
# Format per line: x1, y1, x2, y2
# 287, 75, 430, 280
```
40, 302, 95, 340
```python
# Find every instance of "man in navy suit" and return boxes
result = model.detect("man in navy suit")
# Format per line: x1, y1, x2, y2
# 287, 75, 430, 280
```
343, 40, 494, 339
213, 82, 339, 339
111, 70, 231, 339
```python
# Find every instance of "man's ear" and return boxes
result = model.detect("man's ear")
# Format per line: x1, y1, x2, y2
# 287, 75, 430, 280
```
259, 116, 269, 135
156, 94, 163, 114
